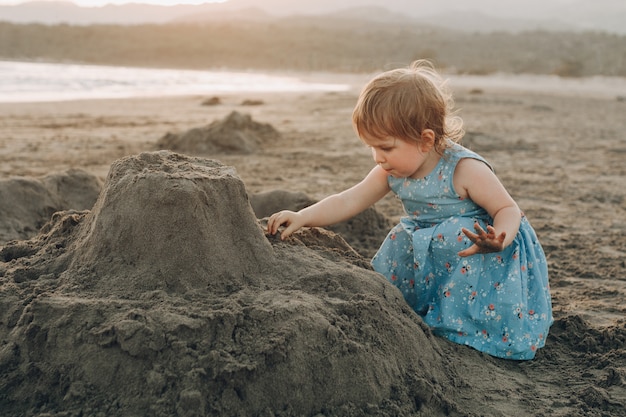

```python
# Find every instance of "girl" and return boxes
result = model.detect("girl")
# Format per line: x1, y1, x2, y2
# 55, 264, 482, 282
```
267, 60, 553, 360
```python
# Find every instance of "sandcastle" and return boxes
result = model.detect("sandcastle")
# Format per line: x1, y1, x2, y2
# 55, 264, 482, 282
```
0, 151, 458, 416
61, 151, 274, 295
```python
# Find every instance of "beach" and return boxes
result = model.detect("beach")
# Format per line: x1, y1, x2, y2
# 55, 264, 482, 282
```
1, 73, 625, 416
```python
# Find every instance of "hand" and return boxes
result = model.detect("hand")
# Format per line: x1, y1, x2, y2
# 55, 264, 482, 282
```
267, 210, 305, 240
458, 223, 506, 257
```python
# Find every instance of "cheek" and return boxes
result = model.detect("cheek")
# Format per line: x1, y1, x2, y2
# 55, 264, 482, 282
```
395, 150, 420, 170
371, 148, 386, 161
404, 146, 423, 161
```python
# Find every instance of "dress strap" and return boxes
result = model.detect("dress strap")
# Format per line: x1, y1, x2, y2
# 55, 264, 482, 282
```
446, 142, 494, 173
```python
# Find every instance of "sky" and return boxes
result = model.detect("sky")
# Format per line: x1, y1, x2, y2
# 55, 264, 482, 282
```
0, 0, 226, 5
0, 0, 586, 8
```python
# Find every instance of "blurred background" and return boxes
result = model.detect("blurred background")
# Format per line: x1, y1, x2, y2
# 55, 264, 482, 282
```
0, 0, 624, 77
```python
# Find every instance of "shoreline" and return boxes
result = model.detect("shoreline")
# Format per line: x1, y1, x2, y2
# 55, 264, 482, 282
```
2, 60, 626, 104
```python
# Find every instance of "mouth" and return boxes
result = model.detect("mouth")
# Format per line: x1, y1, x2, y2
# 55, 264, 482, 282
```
382, 167, 404, 178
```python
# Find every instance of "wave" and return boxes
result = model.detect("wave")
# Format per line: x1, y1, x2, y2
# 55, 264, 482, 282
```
0, 61, 350, 103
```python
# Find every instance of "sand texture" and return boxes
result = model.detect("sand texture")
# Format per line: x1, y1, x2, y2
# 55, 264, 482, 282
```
0, 78, 625, 416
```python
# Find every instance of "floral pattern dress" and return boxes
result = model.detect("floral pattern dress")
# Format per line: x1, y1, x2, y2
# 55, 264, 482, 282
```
372, 143, 553, 360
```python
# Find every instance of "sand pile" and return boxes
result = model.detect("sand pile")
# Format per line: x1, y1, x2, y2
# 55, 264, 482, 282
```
61, 151, 274, 296
0, 169, 101, 244
0, 151, 463, 417
157, 111, 281, 155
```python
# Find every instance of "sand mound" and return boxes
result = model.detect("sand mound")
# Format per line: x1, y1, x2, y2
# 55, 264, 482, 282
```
0, 169, 101, 244
0, 151, 462, 417
157, 111, 280, 155
61, 151, 274, 296
251, 189, 393, 258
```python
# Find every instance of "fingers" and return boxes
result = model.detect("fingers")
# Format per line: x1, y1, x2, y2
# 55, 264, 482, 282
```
460, 227, 480, 257
461, 227, 479, 241
458, 245, 479, 257
460, 223, 506, 256
279, 224, 297, 240
465, 223, 498, 240
472, 222, 492, 237
266, 211, 285, 235
463, 223, 489, 240
267, 210, 300, 240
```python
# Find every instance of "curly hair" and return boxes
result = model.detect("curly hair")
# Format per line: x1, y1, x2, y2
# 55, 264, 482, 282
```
352, 60, 464, 155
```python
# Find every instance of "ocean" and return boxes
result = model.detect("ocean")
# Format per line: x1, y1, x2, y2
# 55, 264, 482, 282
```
0, 61, 351, 103
1, 60, 624, 103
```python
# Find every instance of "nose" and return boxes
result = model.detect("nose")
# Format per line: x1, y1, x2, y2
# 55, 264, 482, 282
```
372, 148, 385, 164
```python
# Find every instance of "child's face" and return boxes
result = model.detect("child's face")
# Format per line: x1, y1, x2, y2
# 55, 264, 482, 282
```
362, 134, 428, 178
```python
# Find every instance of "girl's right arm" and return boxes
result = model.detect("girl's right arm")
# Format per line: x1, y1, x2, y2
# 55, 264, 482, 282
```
267, 165, 390, 240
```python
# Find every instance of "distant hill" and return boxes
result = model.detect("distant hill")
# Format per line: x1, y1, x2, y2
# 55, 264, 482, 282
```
1, 17, 625, 78
0, 0, 625, 34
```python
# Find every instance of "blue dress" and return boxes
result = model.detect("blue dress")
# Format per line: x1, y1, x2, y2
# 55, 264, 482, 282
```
372, 143, 553, 360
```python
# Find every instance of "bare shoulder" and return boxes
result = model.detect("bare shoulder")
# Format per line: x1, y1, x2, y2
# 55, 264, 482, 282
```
367, 164, 393, 183
359, 165, 391, 191
455, 157, 492, 175
453, 157, 497, 197
340, 165, 391, 209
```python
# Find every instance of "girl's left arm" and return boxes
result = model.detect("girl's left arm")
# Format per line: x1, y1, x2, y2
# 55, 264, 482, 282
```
454, 158, 521, 257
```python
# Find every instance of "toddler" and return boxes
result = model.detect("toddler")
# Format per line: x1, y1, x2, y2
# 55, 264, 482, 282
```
267, 60, 553, 360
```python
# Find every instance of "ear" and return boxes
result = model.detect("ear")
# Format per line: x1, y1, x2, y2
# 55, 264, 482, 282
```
419, 129, 436, 152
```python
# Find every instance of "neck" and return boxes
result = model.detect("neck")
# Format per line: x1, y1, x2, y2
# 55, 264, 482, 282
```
410, 150, 441, 179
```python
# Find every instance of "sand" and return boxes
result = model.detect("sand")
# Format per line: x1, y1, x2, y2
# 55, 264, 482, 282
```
0, 74, 625, 416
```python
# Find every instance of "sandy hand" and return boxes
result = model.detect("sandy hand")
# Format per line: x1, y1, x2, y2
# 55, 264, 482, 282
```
267, 210, 305, 240
458, 223, 506, 257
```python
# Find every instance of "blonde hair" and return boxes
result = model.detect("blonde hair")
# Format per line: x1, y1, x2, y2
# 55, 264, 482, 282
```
352, 60, 464, 154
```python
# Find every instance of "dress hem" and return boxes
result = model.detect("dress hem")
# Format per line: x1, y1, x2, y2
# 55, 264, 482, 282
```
442, 332, 542, 361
